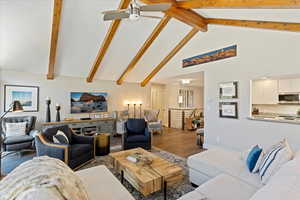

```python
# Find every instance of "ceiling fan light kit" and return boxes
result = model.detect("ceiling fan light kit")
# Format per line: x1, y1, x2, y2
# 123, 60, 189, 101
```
102, 0, 171, 21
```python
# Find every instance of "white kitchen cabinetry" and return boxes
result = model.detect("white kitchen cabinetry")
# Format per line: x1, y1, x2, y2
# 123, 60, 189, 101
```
278, 79, 300, 93
252, 80, 278, 104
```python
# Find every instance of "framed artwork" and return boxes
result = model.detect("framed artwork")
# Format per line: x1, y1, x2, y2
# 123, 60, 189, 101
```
4, 85, 39, 112
71, 92, 108, 114
219, 81, 238, 99
219, 102, 238, 119
183, 45, 237, 68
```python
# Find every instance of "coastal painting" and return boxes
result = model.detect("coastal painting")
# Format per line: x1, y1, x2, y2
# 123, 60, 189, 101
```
71, 92, 108, 113
4, 85, 39, 112
182, 45, 237, 68
12, 91, 33, 106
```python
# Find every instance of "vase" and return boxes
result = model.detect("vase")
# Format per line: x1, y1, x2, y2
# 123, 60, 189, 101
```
46, 99, 51, 122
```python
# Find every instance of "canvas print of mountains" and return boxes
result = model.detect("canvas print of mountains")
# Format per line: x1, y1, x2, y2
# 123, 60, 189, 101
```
71, 92, 108, 113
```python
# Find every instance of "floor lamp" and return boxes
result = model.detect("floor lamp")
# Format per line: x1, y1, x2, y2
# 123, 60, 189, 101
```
0, 100, 23, 177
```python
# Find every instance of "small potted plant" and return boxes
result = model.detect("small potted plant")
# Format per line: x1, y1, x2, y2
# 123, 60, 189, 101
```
297, 109, 300, 117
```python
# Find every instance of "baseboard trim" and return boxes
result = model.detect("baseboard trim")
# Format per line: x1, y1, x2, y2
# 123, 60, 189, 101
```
203, 143, 218, 149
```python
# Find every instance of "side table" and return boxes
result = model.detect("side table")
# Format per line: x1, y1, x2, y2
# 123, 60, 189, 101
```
95, 133, 110, 156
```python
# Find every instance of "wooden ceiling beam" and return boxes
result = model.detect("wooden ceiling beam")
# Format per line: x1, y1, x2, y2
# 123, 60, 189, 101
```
176, 0, 300, 9
207, 18, 300, 32
86, 0, 131, 83
117, 15, 172, 85
140, 0, 177, 3
164, 7, 207, 32
47, 0, 63, 80
140, 28, 199, 87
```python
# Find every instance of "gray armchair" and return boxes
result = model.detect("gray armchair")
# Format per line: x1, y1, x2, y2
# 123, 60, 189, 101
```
144, 109, 163, 134
1, 116, 38, 151
35, 125, 95, 169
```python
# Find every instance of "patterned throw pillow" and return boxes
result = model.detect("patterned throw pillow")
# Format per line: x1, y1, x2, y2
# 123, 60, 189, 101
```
258, 139, 294, 184
53, 130, 69, 144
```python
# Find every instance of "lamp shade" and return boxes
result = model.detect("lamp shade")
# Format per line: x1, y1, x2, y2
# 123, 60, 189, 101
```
12, 101, 24, 112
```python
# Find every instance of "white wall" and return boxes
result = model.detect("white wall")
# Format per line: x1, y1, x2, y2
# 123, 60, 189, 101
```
202, 27, 300, 152
0, 69, 151, 128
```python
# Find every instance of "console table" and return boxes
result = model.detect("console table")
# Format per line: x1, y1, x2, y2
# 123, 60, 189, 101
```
42, 118, 116, 135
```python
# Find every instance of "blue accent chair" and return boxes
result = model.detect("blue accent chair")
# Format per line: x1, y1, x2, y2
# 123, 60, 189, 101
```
122, 118, 151, 150
35, 125, 95, 169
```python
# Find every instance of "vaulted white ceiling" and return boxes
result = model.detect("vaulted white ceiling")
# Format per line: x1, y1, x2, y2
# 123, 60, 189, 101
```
1, 0, 300, 84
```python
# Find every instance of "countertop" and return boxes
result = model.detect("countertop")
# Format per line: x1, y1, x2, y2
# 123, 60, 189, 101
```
248, 113, 300, 125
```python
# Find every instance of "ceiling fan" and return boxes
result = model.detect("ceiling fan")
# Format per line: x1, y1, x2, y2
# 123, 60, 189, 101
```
102, 0, 171, 21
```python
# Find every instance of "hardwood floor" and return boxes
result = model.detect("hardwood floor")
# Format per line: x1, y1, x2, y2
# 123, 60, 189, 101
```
152, 127, 204, 158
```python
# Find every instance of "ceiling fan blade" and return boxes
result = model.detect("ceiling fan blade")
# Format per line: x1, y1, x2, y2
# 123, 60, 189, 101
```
103, 12, 130, 21
140, 15, 162, 19
140, 3, 172, 12
102, 9, 128, 15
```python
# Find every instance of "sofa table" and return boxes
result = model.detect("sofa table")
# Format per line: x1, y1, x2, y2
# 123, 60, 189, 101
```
110, 148, 183, 200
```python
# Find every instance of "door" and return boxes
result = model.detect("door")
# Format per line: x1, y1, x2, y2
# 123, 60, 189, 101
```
150, 84, 166, 126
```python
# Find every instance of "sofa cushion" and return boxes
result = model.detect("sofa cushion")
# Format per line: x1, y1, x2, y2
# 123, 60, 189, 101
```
177, 190, 207, 200
126, 135, 148, 143
196, 174, 258, 200
3, 135, 33, 145
70, 144, 93, 160
188, 148, 262, 188
76, 165, 135, 200
250, 158, 300, 200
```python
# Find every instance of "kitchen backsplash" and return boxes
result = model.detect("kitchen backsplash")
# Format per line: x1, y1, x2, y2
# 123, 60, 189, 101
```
253, 104, 300, 115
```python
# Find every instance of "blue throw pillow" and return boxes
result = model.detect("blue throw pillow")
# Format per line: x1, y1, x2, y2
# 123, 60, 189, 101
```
246, 145, 262, 172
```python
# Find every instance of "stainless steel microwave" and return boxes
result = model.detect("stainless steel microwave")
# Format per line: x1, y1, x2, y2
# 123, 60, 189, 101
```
279, 94, 300, 104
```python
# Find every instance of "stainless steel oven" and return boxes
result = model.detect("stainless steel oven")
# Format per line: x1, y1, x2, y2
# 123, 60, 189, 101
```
279, 94, 300, 104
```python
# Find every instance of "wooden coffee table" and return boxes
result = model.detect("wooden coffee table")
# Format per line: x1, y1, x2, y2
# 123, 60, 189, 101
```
110, 148, 183, 200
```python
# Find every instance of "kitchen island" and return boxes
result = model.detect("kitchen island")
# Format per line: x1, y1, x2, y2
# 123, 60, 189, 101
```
249, 113, 300, 125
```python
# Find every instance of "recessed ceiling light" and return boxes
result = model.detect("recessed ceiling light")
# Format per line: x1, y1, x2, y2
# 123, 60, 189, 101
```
181, 79, 191, 84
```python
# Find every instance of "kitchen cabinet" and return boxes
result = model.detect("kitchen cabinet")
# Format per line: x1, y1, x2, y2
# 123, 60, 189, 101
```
252, 80, 278, 104
278, 79, 300, 93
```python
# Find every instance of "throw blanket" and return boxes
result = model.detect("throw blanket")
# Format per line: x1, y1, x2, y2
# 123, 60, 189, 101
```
0, 156, 89, 200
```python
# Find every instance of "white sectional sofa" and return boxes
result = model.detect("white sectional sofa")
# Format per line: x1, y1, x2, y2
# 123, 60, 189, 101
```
76, 165, 135, 200
179, 147, 300, 200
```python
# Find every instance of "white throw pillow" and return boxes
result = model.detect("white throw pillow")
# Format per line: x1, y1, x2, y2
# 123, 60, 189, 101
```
252, 151, 265, 173
259, 139, 294, 184
53, 130, 69, 144
5, 122, 27, 137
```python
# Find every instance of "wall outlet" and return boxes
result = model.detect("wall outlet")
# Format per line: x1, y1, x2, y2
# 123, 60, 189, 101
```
216, 136, 220, 144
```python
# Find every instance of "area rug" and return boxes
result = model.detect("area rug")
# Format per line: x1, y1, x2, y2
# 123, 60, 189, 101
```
80, 146, 195, 200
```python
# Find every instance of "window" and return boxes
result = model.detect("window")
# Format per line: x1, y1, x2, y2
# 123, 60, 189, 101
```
178, 89, 194, 108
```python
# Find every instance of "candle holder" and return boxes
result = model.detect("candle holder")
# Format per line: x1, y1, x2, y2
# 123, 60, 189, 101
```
45, 98, 51, 122
139, 104, 142, 119
127, 104, 130, 118
133, 104, 136, 119
56, 105, 61, 122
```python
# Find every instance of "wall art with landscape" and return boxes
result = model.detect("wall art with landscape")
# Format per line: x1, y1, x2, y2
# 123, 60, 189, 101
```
70, 92, 108, 113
